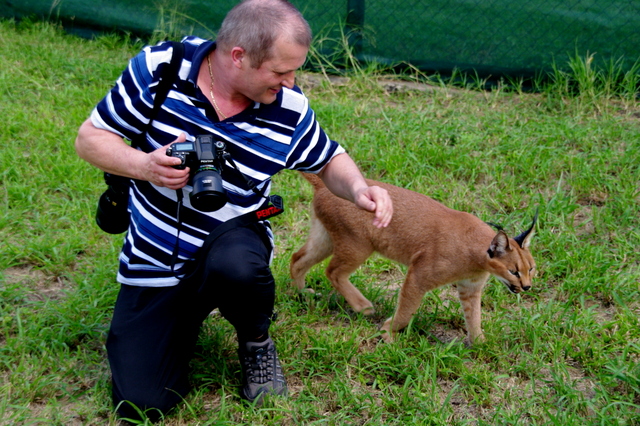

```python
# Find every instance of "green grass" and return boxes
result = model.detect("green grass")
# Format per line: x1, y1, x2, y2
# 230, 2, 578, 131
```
1, 19, 639, 425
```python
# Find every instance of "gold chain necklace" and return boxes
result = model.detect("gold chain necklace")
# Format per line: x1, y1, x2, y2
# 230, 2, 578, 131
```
207, 54, 227, 120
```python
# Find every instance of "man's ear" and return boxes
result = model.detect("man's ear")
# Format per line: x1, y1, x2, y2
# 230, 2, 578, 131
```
231, 47, 246, 68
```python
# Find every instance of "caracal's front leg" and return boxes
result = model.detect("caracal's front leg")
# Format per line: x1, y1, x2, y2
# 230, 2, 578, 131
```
381, 254, 440, 342
456, 277, 488, 346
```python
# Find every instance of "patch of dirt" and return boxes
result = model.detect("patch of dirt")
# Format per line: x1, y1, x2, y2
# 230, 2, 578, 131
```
296, 73, 443, 95
573, 205, 596, 236
577, 192, 608, 207
2, 265, 70, 301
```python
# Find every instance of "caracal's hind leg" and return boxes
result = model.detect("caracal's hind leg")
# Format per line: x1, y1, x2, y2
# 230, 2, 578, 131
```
456, 276, 488, 346
325, 244, 376, 315
380, 252, 441, 342
290, 216, 333, 291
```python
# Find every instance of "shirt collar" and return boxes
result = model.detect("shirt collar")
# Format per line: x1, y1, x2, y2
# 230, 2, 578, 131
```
187, 40, 216, 86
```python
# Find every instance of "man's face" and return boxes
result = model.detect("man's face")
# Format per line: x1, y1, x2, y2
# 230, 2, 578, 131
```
238, 37, 308, 104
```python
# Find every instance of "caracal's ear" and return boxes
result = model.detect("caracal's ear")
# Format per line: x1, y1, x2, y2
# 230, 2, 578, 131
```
514, 209, 538, 249
488, 231, 510, 258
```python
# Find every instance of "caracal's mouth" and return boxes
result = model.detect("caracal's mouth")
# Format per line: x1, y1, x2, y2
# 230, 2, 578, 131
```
497, 277, 520, 294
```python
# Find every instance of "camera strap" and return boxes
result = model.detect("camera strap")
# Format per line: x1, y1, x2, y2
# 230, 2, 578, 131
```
132, 41, 185, 149
98, 41, 185, 234
222, 153, 285, 210
170, 171, 284, 281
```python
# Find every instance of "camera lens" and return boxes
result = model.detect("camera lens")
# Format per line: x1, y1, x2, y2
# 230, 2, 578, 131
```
190, 167, 227, 212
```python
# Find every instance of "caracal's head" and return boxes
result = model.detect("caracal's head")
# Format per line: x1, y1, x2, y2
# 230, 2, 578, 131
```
486, 213, 537, 294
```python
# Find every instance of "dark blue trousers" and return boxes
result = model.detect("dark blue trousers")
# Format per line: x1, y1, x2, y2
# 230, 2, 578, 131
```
106, 223, 275, 421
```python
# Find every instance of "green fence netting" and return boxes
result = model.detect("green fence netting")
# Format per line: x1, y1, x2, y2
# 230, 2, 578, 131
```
3, 0, 639, 79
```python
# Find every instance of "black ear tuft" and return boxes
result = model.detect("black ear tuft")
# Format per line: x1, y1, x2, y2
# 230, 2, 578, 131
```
514, 208, 538, 249
486, 222, 504, 231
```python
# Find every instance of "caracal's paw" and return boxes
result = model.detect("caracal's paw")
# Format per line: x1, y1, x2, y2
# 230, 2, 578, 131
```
379, 318, 395, 343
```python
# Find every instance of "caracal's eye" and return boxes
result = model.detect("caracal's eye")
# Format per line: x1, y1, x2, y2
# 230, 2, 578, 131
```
509, 270, 520, 278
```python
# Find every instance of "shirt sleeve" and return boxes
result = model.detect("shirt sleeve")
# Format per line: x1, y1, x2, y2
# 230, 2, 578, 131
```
284, 91, 345, 173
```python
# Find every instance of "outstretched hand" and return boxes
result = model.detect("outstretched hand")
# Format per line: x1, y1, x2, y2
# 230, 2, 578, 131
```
353, 185, 393, 228
318, 152, 394, 228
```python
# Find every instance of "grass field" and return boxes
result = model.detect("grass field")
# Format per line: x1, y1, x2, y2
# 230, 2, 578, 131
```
1, 19, 639, 425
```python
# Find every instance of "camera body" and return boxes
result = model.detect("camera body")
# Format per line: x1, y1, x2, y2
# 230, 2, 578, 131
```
167, 135, 228, 212
95, 136, 228, 234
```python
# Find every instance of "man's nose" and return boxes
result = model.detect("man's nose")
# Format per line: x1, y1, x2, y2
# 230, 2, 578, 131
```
282, 71, 295, 89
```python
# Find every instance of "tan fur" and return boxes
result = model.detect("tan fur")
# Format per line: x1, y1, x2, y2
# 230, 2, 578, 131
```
290, 173, 537, 344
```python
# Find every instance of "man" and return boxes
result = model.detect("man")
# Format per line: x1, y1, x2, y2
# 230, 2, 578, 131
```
75, 0, 392, 421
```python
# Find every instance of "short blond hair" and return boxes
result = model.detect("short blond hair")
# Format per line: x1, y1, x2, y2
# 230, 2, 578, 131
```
216, 0, 312, 68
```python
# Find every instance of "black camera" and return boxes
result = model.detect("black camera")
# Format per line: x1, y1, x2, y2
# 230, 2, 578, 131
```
167, 135, 228, 212
96, 172, 131, 234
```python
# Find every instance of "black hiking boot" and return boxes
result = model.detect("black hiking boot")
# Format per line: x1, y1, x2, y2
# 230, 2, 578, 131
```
238, 337, 288, 405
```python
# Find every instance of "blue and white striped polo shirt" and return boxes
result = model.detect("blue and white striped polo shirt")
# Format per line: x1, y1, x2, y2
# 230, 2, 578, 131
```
91, 36, 344, 287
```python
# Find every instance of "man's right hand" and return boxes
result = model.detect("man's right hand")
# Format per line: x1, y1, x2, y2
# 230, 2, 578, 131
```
144, 133, 190, 189
75, 119, 190, 189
